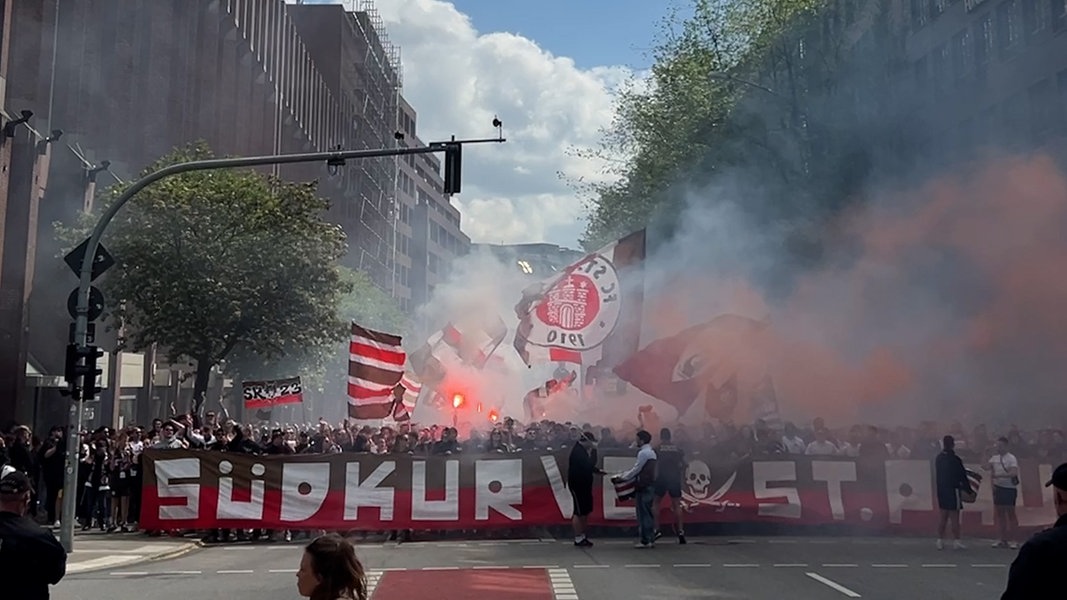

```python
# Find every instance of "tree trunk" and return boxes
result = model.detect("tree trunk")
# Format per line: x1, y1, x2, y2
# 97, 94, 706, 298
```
192, 356, 213, 416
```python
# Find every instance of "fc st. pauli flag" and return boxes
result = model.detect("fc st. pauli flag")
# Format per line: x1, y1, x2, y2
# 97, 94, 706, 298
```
514, 229, 645, 368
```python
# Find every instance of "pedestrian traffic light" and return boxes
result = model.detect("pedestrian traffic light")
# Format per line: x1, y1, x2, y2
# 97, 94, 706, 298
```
443, 142, 462, 195
78, 345, 104, 401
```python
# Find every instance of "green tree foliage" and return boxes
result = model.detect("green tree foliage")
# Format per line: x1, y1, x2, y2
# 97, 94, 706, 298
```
56, 142, 349, 414
581, 0, 902, 253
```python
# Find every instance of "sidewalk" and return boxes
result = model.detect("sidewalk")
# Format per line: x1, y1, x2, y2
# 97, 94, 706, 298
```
65, 530, 201, 574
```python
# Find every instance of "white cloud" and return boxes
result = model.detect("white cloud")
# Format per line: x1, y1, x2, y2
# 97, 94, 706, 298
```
366, 0, 631, 249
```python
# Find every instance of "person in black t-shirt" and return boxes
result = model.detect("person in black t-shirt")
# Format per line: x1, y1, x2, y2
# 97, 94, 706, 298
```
0, 467, 67, 600
653, 427, 687, 544
567, 432, 604, 547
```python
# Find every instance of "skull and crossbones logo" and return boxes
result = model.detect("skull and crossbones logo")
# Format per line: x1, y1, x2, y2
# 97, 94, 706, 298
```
681, 460, 740, 512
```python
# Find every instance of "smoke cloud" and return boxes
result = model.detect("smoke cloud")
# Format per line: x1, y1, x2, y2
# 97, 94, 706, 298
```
633, 154, 1067, 430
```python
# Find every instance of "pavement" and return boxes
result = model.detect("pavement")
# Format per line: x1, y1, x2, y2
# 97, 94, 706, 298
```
64, 530, 201, 574
50, 534, 1020, 599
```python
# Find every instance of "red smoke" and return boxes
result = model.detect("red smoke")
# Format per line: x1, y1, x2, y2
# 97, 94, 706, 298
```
638, 155, 1067, 427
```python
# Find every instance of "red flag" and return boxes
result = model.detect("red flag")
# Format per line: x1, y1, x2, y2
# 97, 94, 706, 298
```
613, 314, 769, 417
348, 323, 406, 420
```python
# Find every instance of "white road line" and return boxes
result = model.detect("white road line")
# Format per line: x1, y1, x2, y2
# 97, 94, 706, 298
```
108, 571, 148, 576
774, 563, 809, 567
871, 564, 908, 568
623, 564, 660, 568
972, 564, 1007, 568
164, 571, 203, 575
221, 547, 256, 551
921, 564, 957, 568
674, 563, 712, 568
548, 568, 578, 600
420, 566, 460, 571
216, 570, 254, 574
769, 539, 799, 544
822, 564, 858, 568
572, 564, 610, 569
723, 563, 760, 567
472, 565, 506, 570
806, 572, 862, 598
268, 569, 297, 573
521, 565, 559, 569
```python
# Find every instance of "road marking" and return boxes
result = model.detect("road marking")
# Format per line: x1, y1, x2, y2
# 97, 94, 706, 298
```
221, 547, 256, 551
164, 571, 202, 575
871, 564, 908, 568
521, 565, 559, 569
420, 566, 460, 571
921, 564, 957, 568
769, 539, 799, 544
674, 563, 712, 568
623, 564, 660, 568
548, 568, 578, 600
727, 539, 757, 544
822, 564, 858, 567
972, 564, 1007, 568
723, 563, 759, 567
806, 572, 861, 598
572, 564, 610, 569
108, 571, 148, 576
268, 569, 297, 573
774, 563, 809, 567
217, 570, 254, 574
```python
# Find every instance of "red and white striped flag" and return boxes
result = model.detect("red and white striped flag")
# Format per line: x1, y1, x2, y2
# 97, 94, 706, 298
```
440, 317, 508, 368
348, 322, 405, 420
391, 372, 422, 421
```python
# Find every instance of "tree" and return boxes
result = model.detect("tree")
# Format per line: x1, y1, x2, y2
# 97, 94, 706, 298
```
56, 142, 350, 414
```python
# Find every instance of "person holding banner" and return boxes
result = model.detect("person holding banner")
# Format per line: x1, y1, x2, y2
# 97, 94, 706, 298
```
568, 431, 606, 547
613, 430, 658, 549
934, 435, 971, 550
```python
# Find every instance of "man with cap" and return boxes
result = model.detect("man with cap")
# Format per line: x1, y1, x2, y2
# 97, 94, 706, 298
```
567, 431, 605, 547
1000, 462, 1067, 598
0, 465, 67, 600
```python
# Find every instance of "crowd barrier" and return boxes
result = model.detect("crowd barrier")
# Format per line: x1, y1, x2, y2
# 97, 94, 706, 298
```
140, 449, 1058, 534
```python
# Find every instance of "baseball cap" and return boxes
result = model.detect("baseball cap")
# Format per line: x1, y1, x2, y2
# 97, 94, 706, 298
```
0, 467, 32, 495
1045, 463, 1067, 490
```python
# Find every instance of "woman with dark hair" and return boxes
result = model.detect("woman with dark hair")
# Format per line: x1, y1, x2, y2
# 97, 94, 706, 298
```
296, 533, 368, 600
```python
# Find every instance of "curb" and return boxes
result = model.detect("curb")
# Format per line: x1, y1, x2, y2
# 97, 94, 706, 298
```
68, 540, 205, 575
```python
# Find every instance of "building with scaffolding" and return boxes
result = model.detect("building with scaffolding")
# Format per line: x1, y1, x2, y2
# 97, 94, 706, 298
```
0, 0, 415, 430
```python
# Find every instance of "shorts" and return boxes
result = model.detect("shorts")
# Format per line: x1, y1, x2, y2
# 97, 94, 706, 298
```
654, 481, 681, 499
570, 486, 594, 517
993, 486, 1018, 507
937, 489, 961, 511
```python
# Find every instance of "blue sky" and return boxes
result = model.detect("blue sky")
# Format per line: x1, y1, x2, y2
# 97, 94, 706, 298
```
447, 0, 672, 70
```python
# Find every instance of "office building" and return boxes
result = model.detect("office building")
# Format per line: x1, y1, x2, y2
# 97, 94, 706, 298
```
0, 0, 408, 429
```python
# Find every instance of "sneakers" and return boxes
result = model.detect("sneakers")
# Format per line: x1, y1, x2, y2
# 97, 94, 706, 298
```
635, 542, 654, 549
678, 533, 687, 545
574, 538, 593, 548
992, 541, 1007, 548
936, 539, 944, 550
953, 540, 966, 550
1008, 542, 1018, 549
653, 530, 663, 542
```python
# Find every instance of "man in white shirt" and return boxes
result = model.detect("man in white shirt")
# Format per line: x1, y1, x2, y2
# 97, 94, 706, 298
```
781, 423, 806, 455
986, 436, 1019, 548
615, 430, 657, 548
805, 428, 839, 456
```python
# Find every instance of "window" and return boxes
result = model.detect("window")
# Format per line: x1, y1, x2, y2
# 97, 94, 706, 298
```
912, 0, 929, 27
428, 253, 439, 274
1028, 79, 1055, 141
1023, 0, 1051, 33
951, 29, 975, 80
931, 44, 949, 94
931, 0, 947, 17
976, 14, 995, 64
996, 0, 1022, 56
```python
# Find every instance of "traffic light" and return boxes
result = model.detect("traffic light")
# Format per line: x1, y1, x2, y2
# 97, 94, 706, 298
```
79, 345, 104, 401
443, 143, 462, 195
63, 344, 103, 401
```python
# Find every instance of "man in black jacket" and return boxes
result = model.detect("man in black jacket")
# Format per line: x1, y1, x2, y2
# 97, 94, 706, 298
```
0, 467, 67, 600
1000, 463, 1067, 598
567, 431, 604, 547
934, 435, 971, 550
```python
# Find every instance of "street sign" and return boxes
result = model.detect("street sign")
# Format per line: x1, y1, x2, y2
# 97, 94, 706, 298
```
64, 239, 115, 282
69, 322, 97, 344
67, 286, 105, 321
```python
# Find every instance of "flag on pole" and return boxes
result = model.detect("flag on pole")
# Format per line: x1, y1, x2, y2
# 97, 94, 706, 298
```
391, 372, 422, 421
348, 322, 406, 420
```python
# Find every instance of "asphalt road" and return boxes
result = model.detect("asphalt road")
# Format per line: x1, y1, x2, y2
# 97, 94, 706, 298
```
52, 535, 1015, 599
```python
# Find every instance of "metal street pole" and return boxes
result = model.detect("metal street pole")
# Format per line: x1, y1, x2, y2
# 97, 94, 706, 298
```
60, 138, 502, 552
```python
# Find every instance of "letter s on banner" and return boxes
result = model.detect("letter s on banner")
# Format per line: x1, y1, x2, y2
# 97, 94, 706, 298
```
753, 461, 802, 519
602, 456, 635, 520
155, 458, 201, 521
475, 459, 523, 520
281, 462, 331, 522
412, 460, 460, 521
885, 460, 933, 524
344, 461, 396, 521
812, 461, 857, 521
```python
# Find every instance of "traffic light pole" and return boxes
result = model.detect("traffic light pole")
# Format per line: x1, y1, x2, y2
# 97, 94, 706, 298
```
60, 138, 502, 553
